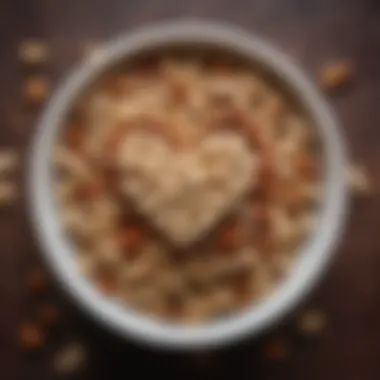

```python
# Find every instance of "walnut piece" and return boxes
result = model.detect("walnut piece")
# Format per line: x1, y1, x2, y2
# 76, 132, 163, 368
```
320, 60, 354, 92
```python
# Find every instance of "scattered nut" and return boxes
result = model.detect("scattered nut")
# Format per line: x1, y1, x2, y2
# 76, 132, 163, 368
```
19, 40, 49, 65
319, 60, 354, 92
54, 342, 87, 375
19, 323, 44, 349
27, 267, 48, 294
263, 339, 289, 361
348, 164, 372, 196
38, 303, 60, 326
298, 309, 326, 336
0, 150, 19, 174
23, 76, 49, 104
0, 182, 17, 204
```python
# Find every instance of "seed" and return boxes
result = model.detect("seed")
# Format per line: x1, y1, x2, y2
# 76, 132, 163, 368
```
298, 309, 327, 336
23, 76, 49, 104
19, 40, 49, 65
320, 60, 354, 92
19, 323, 44, 349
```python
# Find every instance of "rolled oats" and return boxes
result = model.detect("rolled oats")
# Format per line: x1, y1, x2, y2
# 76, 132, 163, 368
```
298, 309, 327, 336
54, 55, 322, 323
19, 40, 49, 65
348, 163, 372, 195
54, 342, 87, 375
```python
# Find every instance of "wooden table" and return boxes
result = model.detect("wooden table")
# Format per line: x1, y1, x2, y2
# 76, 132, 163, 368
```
1, 0, 380, 379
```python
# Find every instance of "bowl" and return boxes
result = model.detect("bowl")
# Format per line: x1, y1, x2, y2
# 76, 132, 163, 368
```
29, 20, 347, 350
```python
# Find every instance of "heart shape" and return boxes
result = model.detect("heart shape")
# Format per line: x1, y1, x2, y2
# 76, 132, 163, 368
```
118, 131, 257, 246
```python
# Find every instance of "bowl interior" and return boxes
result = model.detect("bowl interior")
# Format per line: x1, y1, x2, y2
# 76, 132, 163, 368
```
30, 21, 347, 350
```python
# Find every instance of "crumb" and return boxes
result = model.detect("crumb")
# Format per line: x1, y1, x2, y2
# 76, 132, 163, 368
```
38, 303, 60, 326
263, 339, 289, 361
298, 309, 327, 336
23, 76, 49, 105
27, 267, 48, 294
19, 40, 49, 65
54, 342, 87, 375
0, 150, 19, 174
320, 60, 354, 92
19, 323, 44, 349
348, 164, 371, 195
0, 182, 17, 204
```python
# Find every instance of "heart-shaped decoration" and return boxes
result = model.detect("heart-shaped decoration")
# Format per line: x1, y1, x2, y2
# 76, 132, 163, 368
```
118, 131, 257, 246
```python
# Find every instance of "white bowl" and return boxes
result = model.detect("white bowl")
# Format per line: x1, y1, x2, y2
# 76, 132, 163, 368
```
29, 20, 347, 351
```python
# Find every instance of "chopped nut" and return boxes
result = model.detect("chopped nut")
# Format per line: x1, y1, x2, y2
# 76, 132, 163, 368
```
0, 150, 19, 174
73, 181, 104, 201
27, 267, 47, 294
38, 303, 60, 326
23, 76, 49, 104
65, 127, 85, 151
295, 152, 319, 179
95, 271, 118, 294
263, 339, 289, 361
54, 342, 87, 375
348, 164, 372, 195
0, 182, 17, 204
120, 225, 145, 255
19, 323, 44, 349
19, 40, 49, 65
298, 309, 326, 336
320, 60, 354, 92
218, 223, 242, 251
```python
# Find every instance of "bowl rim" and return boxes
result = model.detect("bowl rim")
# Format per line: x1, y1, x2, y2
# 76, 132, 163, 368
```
29, 19, 348, 350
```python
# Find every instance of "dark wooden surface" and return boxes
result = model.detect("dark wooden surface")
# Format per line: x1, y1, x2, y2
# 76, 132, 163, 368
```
1, 0, 380, 379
